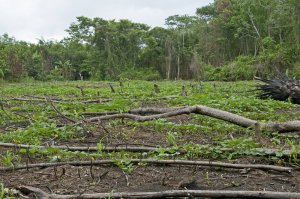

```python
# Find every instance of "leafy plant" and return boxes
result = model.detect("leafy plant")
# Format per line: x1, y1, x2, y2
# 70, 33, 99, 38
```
97, 139, 105, 152
166, 131, 179, 147
0, 151, 20, 168
114, 159, 135, 174
220, 138, 260, 159
0, 183, 15, 199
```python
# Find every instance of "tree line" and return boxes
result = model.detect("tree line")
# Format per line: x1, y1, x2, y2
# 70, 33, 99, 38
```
0, 0, 299, 82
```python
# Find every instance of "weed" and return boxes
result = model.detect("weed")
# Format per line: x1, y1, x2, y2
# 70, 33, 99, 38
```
114, 159, 135, 174
166, 131, 179, 147
0, 151, 20, 168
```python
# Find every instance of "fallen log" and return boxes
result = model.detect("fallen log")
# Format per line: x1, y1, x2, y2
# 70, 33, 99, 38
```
0, 97, 111, 104
81, 107, 186, 116
0, 159, 293, 172
0, 142, 298, 157
81, 105, 300, 133
18, 186, 300, 199
0, 142, 155, 153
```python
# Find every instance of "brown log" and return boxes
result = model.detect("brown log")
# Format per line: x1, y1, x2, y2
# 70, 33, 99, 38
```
264, 121, 300, 132
18, 186, 300, 199
81, 105, 300, 133
83, 105, 257, 127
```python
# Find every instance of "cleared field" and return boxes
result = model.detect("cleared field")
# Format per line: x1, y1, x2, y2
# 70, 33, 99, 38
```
0, 80, 300, 198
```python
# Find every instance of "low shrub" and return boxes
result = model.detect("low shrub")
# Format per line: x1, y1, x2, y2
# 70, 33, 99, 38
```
203, 56, 256, 81
118, 68, 162, 81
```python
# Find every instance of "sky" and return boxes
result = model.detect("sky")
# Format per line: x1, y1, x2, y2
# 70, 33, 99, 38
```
0, 0, 213, 43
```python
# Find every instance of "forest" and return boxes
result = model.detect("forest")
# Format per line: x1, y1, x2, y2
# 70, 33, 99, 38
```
1, 0, 300, 82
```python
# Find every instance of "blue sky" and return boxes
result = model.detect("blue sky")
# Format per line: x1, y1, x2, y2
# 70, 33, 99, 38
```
0, 0, 213, 43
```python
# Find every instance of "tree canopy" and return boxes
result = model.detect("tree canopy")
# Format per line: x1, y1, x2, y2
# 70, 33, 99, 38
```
1, 0, 299, 81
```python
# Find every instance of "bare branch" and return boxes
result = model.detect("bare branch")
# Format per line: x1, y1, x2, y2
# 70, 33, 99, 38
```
0, 142, 155, 153
81, 107, 186, 116
0, 159, 293, 172
0, 97, 110, 104
49, 100, 76, 123
0, 142, 298, 157
18, 186, 300, 199
80, 105, 300, 133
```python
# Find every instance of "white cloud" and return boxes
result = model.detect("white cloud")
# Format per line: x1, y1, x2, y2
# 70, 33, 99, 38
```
0, 0, 213, 43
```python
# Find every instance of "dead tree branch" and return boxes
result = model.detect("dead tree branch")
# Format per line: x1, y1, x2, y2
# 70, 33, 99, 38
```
0, 159, 293, 172
18, 186, 300, 199
0, 142, 155, 153
0, 97, 62, 103
80, 107, 186, 116
49, 100, 76, 123
81, 105, 300, 133
0, 97, 110, 104
0, 142, 298, 157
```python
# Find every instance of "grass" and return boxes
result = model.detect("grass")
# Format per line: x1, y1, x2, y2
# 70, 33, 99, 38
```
0, 80, 299, 166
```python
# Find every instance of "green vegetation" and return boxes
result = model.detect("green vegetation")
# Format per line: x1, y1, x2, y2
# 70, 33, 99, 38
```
0, 80, 299, 168
0, 183, 15, 199
0, 0, 299, 81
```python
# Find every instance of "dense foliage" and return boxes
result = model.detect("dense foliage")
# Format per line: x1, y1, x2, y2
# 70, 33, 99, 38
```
0, 0, 299, 81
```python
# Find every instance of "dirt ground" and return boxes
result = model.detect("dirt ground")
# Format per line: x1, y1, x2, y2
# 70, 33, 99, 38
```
1, 154, 300, 198
2, 160, 300, 193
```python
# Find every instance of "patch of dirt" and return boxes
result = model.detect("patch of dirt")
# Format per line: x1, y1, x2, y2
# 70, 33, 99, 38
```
1, 159, 300, 197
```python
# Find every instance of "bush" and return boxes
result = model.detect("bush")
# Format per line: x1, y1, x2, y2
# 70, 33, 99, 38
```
45, 69, 64, 81
118, 68, 162, 81
203, 56, 256, 81
202, 42, 300, 81
289, 61, 300, 79
254, 38, 299, 77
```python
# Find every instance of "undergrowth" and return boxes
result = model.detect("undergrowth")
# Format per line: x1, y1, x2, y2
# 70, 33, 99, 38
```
0, 80, 299, 169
